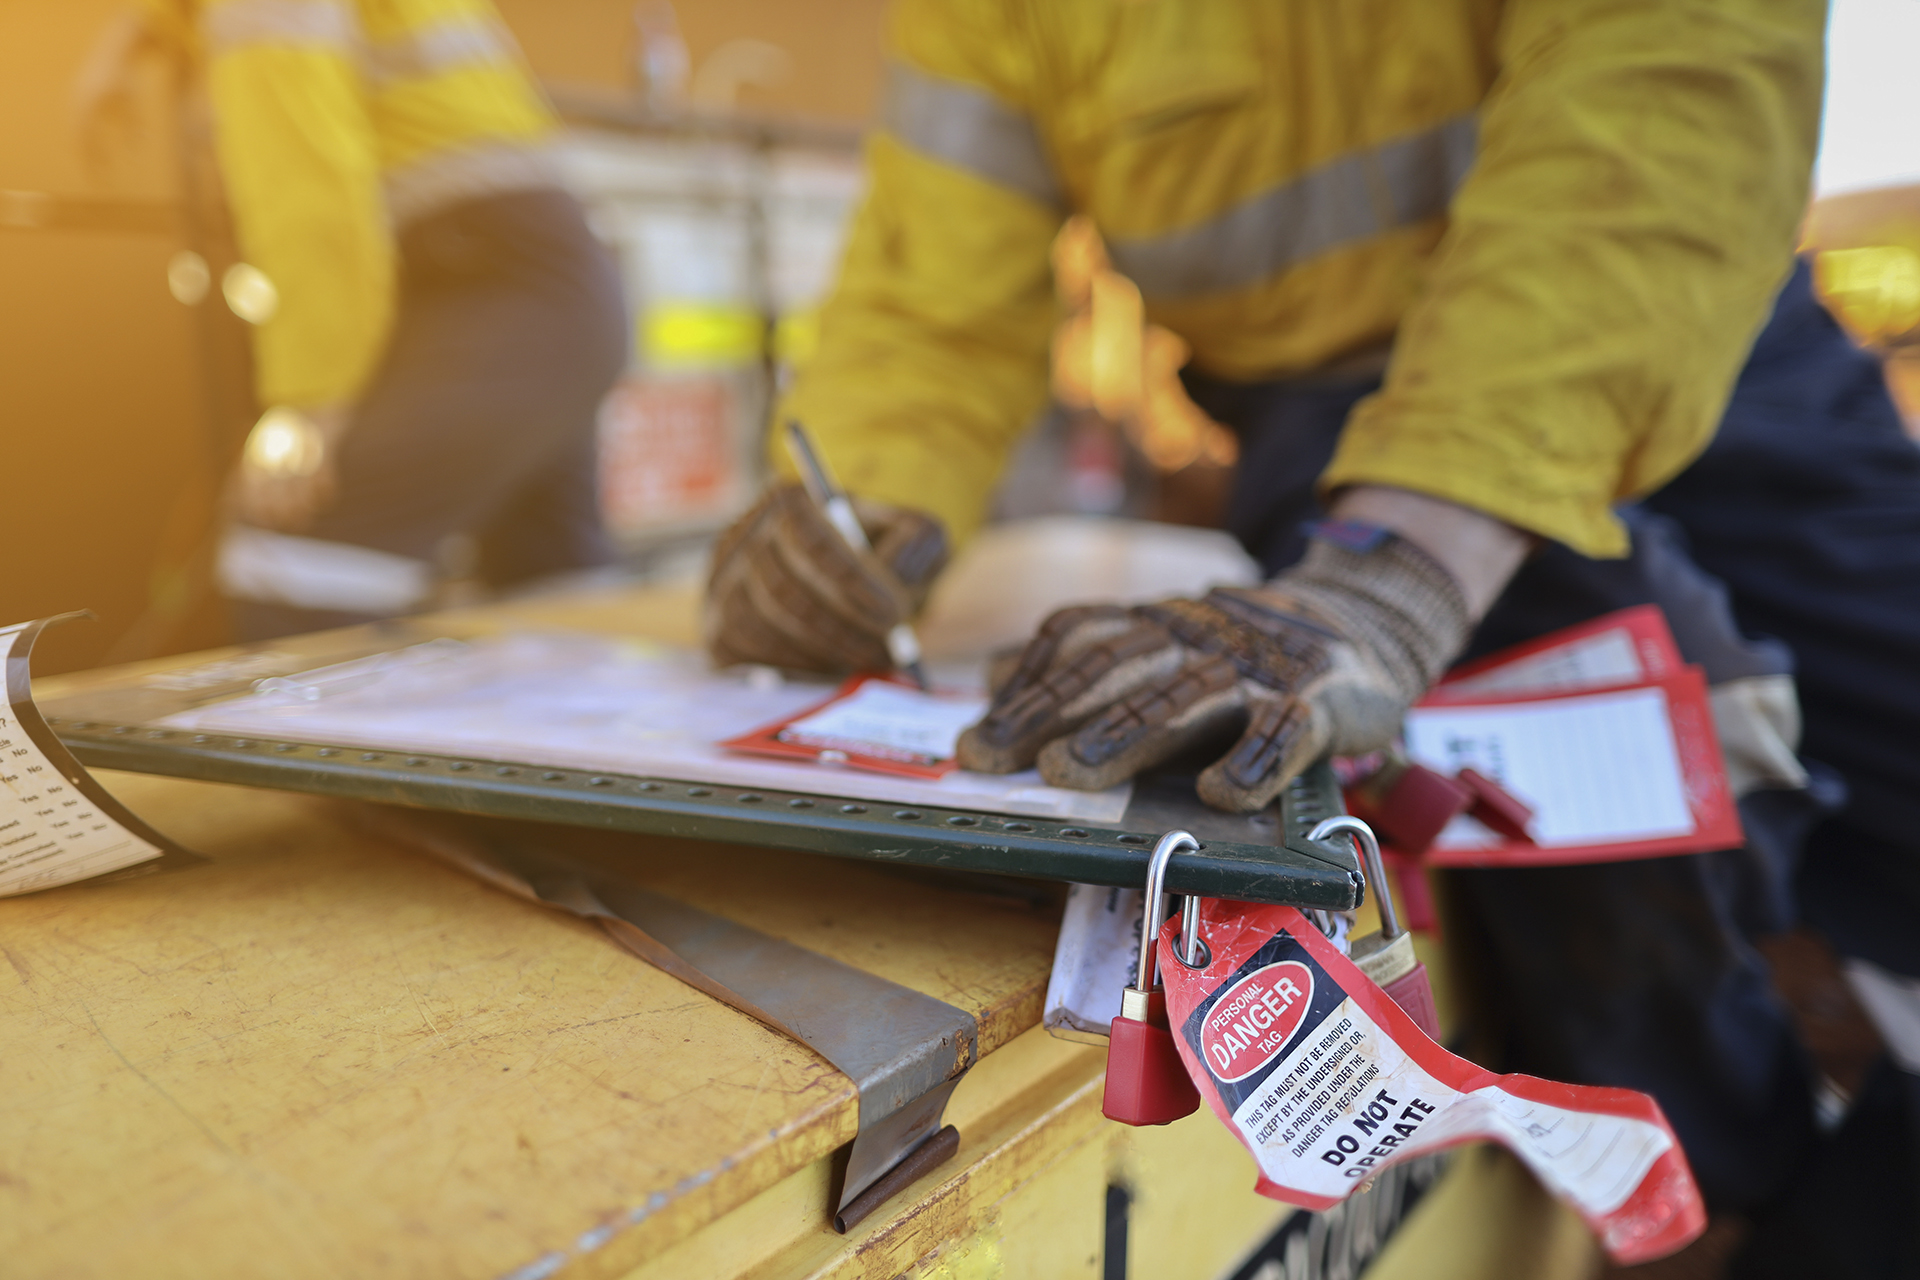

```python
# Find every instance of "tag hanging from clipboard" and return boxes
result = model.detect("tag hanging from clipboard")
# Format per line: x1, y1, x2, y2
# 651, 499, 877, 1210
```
0, 613, 200, 896
1157, 899, 1706, 1266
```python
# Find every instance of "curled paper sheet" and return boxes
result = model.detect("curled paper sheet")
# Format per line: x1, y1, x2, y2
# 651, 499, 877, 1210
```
0, 615, 197, 896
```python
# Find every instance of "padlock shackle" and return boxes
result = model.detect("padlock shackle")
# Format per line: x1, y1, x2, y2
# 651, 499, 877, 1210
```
1179, 892, 1207, 968
1138, 830, 1200, 991
1310, 815, 1400, 940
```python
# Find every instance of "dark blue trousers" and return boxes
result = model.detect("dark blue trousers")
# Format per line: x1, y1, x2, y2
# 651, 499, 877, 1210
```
1648, 267, 1920, 1273
1184, 259, 1920, 1224
234, 187, 628, 640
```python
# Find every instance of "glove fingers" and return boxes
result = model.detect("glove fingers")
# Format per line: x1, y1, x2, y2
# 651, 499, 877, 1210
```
744, 547, 895, 672
991, 605, 1134, 707
709, 558, 845, 671
774, 488, 912, 631
707, 488, 777, 592
1197, 697, 1331, 813
957, 616, 1180, 774
1037, 655, 1248, 792
704, 491, 781, 662
857, 499, 950, 598
708, 535, 894, 672
704, 484, 909, 675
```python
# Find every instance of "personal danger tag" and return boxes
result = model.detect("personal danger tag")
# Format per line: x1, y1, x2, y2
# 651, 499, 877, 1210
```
1159, 901, 1707, 1265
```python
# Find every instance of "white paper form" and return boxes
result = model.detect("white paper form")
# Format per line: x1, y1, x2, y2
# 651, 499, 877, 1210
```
1404, 687, 1695, 849
157, 634, 1133, 822
0, 621, 169, 896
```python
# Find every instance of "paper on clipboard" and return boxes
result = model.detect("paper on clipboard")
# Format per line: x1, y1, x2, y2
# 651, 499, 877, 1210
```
156, 634, 1132, 822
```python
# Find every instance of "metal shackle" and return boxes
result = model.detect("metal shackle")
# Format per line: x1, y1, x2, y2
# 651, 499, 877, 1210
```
1137, 830, 1200, 990
1178, 891, 1209, 969
1309, 815, 1400, 940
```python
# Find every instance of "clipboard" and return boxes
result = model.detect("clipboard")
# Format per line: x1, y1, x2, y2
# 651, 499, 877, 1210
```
36, 621, 1363, 911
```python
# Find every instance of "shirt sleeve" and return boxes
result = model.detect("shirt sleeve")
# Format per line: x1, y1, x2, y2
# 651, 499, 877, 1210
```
774, 0, 1065, 545
200, 0, 394, 409
1324, 0, 1825, 557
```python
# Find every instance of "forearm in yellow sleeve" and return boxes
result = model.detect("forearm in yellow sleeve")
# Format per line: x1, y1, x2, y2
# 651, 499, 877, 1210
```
207, 44, 393, 408
1325, 0, 1824, 557
775, 135, 1062, 545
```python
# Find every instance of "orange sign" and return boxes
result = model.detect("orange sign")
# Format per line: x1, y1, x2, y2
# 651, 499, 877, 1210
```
597, 376, 738, 533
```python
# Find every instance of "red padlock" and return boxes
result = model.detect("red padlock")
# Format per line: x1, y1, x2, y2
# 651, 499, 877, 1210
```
1347, 755, 1472, 856
1311, 815, 1443, 1041
1102, 831, 1202, 1126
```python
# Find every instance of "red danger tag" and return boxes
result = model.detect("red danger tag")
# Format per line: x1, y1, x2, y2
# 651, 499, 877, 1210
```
1159, 901, 1707, 1266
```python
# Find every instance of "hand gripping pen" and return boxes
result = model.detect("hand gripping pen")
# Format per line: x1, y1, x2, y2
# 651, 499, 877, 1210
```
783, 420, 931, 692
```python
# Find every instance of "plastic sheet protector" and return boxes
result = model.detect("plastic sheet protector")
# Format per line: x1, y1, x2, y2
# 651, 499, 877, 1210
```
155, 633, 1131, 823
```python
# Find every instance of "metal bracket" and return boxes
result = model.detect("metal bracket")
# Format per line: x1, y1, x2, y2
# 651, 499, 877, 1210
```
360, 809, 977, 1232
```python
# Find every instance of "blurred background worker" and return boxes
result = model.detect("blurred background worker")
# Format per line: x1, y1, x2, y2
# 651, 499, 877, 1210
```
77, 0, 628, 640
702, 0, 1853, 1252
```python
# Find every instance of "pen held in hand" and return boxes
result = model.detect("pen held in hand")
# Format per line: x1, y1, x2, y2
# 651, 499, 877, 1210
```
784, 420, 931, 692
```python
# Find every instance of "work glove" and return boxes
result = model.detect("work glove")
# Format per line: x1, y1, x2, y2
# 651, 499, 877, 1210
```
704, 483, 949, 674
955, 526, 1471, 812
231, 404, 351, 533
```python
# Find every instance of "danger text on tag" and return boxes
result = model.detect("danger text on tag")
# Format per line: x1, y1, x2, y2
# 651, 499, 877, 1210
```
1200, 961, 1314, 1083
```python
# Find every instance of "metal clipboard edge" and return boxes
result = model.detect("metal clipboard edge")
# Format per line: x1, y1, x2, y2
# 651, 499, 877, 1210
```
53, 720, 1363, 910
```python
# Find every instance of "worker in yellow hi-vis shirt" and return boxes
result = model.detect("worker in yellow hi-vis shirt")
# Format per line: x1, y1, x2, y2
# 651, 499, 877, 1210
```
79, 0, 627, 638
700, 0, 1853, 1255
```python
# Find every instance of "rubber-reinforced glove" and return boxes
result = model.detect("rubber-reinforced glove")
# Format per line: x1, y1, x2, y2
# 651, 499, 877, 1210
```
955, 526, 1471, 812
705, 483, 949, 674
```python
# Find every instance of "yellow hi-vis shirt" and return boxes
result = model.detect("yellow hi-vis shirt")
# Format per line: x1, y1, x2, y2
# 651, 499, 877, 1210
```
152, 0, 557, 409
780, 0, 1825, 558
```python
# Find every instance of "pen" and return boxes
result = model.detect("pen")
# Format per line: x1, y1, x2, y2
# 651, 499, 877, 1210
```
783, 420, 932, 692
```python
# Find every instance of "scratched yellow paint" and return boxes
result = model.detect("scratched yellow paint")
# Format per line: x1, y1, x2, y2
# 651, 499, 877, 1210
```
0, 765, 1078, 1278
1121, 1107, 1293, 1279
0, 584, 1079, 1279
1366, 1146, 1601, 1280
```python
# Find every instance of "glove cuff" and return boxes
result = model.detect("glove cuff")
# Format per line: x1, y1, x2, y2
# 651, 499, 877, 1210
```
1282, 522, 1472, 699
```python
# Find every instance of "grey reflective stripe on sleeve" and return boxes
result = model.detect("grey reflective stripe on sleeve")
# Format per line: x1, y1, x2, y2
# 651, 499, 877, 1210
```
1108, 113, 1477, 300
201, 0, 358, 52
218, 526, 433, 614
362, 13, 520, 85
881, 61, 1062, 208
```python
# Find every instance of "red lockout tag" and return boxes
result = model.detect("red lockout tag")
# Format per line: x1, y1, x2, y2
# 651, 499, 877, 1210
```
1158, 901, 1706, 1266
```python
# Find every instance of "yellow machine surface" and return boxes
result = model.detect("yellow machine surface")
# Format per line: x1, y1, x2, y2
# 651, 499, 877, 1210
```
1, 586, 1605, 1279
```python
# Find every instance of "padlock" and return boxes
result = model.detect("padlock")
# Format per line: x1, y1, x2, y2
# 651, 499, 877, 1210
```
1102, 830, 1202, 1126
1343, 747, 1472, 856
1310, 815, 1442, 1040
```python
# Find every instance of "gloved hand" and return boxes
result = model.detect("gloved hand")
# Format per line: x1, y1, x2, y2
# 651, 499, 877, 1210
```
955, 526, 1471, 811
704, 483, 949, 674
231, 404, 351, 533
